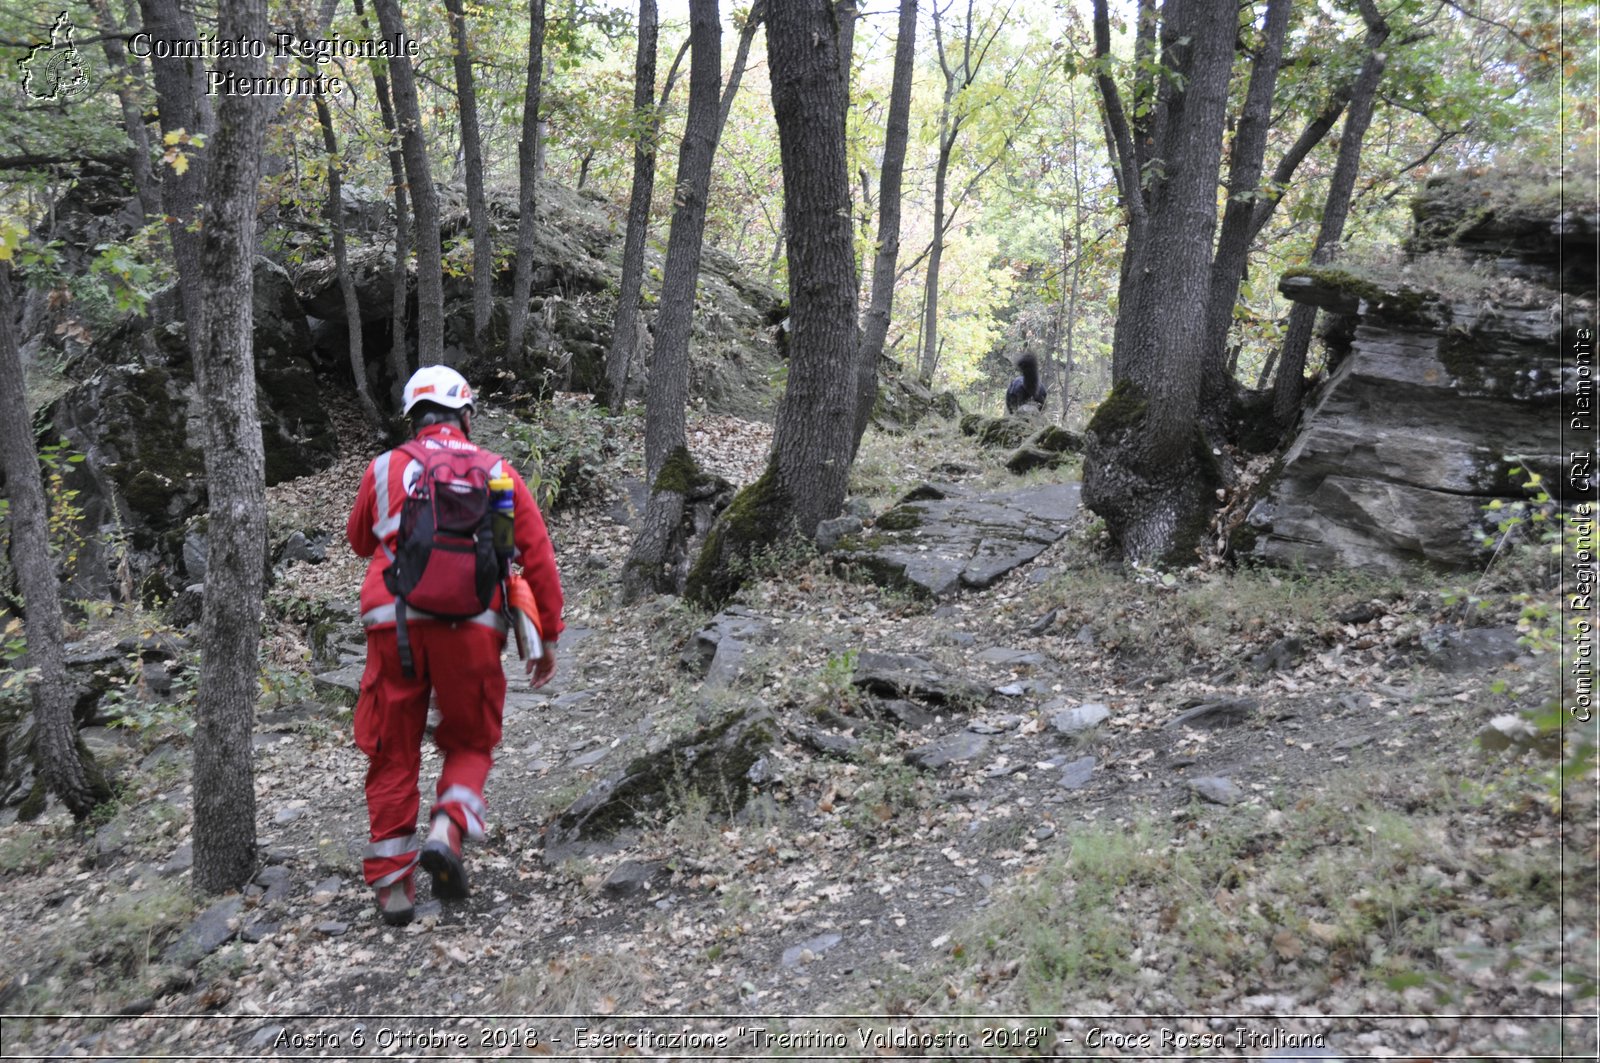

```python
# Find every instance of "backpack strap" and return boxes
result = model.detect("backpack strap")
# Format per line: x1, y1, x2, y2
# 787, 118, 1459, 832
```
395, 598, 416, 679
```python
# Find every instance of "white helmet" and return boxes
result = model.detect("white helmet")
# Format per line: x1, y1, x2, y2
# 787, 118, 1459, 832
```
402, 365, 475, 415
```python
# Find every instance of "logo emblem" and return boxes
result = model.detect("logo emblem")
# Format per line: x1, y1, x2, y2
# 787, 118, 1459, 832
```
20, 11, 89, 103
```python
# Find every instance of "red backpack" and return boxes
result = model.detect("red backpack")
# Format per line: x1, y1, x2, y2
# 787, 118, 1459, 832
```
383, 442, 506, 675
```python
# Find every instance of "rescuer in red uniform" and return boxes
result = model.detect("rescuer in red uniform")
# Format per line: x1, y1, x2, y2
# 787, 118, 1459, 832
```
346, 366, 564, 925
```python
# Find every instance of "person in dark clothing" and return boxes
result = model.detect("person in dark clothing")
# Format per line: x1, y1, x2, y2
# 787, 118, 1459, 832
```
1005, 353, 1048, 413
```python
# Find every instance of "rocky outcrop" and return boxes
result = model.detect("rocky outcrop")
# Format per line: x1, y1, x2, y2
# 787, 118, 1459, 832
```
294, 182, 787, 420
831, 482, 1081, 597
545, 708, 777, 851
1243, 171, 1596, 573
47, 258, 339, 601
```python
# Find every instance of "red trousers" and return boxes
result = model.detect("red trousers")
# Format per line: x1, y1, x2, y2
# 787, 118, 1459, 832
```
354, 621, 506, 887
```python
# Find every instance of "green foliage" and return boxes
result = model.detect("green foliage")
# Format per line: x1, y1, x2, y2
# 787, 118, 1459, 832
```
0, 618, 34, 710
500, 401, 619, 511
1459, 464, 1597, 806
0, 438, 91, 599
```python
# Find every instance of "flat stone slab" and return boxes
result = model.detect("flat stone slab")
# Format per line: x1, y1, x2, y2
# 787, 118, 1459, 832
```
906, 731, 990, 770
1051, 702, 1110, 734
162, 897, 241, 966
853, 652, 987, 706
781, 932, 843, 968
1188, 776, 1246, 806
835, 482, 1081, 598
1057, 755, 1097, 790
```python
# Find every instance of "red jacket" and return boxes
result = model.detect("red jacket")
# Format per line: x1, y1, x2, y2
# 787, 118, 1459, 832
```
346, 423, 564, 642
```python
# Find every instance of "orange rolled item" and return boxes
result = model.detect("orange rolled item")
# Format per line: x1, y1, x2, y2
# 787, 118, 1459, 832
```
505, 573, 544, 662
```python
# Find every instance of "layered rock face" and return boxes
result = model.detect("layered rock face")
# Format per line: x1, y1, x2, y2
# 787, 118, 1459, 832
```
1243, 172, 1596, 573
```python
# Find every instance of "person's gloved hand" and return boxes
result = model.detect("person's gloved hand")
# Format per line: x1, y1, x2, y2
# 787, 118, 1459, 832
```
527, 643, 557, 689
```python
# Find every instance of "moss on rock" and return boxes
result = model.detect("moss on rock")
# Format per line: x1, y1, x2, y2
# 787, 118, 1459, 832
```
874, 505, 923, 532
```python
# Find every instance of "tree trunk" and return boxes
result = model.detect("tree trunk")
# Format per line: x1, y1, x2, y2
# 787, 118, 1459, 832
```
621, 0, 722, 600
1082, 0, 1237, 563
1199, 0, 1292, 416
506, 0, 548, 359
602, 0, 661, 408
0, 264, 110, 820
372, 0, 445, 366
917, 14, 958, 384
836, 0, 858, 101
716, 1, 767, 143
444, 0, 493, 354
191, 0, 270, 896
89, 0, 156, 218
308, 76, 382, 431
851, 0, 916, 453
1272, 6, 1390, 428
138, 0, 212, 354
687, 0, 858, 606
354, 0, 413, 396
603, 14, 693, 408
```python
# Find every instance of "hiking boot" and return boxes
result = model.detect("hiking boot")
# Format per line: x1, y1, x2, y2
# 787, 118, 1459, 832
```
374, 873, 416, 926
420, 816, 470, 900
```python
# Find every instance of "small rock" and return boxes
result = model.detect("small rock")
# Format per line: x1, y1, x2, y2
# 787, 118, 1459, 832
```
1421, 625, 1524, 673
1073, 624, 1096, 645
906, 732, 990, 770
249, 1026, 287, 1050
815, 516, 863, 552
272, 806, 304, 825
975, 647, 1044, 667
1034, 824, 1057, 840
240, 921, 279, 944
310, 876, 343, 903
1188, 776, 1245, 806
1249, 637, 1304, 673
158, 842, 193, 878
1057, 756, 1096, 790
602, 860, 665, 897
876, 699, 936, 729
161, 897, 241, 965
1027, 607, 1058, 633
314, 920, 349, 936
139, 743, 185, 774
781, 932, 843, 968
1165, 698, 1257, 730
1051, 702, 1110, 734
1333, 734, 1373, 751
554, 691, 594, 708
801, 729, 860, 758
570, 747, 608, 769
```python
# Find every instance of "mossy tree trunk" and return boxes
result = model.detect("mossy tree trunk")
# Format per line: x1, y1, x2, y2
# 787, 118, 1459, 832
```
0, 264, 110, 821
687, 0, 858, 606
506, 0, 548, 360
1082, 0, 1236, 563
444, 0, 493, 356
621, 0, 722, 599
852, 0, 917, 456
372, 0, 445, 367
1271, 1, 1390, 431
190, 0, 270, 895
